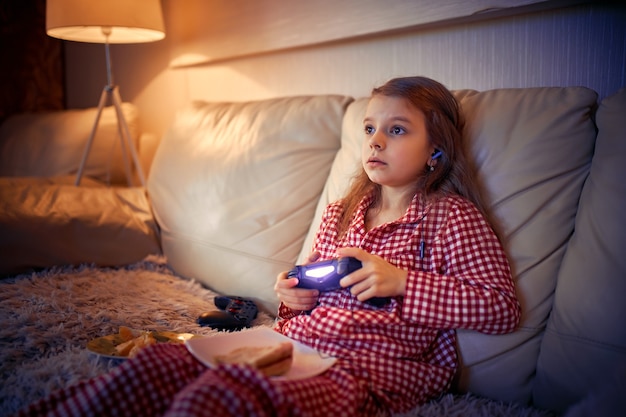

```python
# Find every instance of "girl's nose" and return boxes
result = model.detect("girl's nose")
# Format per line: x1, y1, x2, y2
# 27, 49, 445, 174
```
369, 131, 384, 150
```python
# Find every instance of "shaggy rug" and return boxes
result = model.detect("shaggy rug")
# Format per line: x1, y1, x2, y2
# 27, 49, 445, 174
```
0, 256, 556, 417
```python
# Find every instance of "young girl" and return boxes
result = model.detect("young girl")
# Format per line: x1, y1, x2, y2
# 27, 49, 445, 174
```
19, 77, 520, 417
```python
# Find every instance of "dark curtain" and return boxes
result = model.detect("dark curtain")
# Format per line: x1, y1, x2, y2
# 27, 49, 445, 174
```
0, 0, 65, 124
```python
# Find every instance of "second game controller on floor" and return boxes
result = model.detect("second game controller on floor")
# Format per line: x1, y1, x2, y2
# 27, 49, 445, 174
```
289, 257, 362, 291
197, 295, 258, 331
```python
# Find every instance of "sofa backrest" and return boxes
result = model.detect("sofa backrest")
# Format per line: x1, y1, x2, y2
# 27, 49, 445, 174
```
147, 96, 352, 312
302, 87, 598, 406
0, 104, 140, 184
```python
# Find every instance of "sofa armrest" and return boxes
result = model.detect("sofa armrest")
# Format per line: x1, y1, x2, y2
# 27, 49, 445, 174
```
0, 177, 161, 277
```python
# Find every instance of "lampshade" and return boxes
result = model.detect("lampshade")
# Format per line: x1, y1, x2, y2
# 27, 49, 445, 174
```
46, 0, 165, 44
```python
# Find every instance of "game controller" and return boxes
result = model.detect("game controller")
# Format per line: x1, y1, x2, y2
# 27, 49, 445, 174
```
289, 257, 362, 291
197, 295, 258, 331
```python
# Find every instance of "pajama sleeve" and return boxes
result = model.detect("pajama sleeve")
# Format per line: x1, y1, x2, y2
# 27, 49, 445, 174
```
401, 198, 521, 334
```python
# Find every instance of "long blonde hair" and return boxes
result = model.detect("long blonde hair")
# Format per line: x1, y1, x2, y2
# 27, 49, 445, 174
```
337, 76, 490, 237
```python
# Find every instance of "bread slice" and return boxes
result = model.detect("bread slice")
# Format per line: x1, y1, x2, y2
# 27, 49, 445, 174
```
214, 341, 293, 376
256, 355, 293, 377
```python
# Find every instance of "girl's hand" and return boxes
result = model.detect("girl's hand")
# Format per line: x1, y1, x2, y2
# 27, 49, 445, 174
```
274, 251, 321, 312
336, 247, 408, 302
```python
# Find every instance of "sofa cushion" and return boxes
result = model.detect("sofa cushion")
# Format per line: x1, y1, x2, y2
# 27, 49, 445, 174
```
0, 176, 161, 277
303, 87, 598, 404
147, 96, 352, 312
533, 88, 626, 413
0, 104, 140, 184
453, 87, 598, 404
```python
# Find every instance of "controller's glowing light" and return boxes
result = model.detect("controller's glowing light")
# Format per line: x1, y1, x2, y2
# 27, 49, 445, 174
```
305, 265, 336, 278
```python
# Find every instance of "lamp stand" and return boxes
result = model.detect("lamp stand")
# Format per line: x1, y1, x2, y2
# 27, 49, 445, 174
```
75, 33, 145, 187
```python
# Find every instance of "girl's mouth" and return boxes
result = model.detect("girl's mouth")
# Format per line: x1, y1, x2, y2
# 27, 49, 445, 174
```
367, 157, 386, 166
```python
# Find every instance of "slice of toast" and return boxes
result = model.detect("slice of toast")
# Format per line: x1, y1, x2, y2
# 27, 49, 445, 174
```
214, 341, 293, 376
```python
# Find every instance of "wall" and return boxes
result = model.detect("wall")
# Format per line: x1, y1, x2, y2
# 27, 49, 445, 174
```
64, 1, 626, 140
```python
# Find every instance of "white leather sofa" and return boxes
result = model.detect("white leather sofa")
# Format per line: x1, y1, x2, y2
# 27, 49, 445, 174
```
1, 86, 624, 415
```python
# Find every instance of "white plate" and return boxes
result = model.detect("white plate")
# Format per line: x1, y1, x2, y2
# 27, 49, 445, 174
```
185, 327, 336, 380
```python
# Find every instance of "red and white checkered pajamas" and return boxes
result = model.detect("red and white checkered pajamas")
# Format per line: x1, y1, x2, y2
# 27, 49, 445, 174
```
19, 192, 520, 416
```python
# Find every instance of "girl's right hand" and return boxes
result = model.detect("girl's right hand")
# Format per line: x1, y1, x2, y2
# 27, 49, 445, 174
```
274, 251, 321, 312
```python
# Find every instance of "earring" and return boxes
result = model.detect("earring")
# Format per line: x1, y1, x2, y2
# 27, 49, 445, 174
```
429, 164, 435, 172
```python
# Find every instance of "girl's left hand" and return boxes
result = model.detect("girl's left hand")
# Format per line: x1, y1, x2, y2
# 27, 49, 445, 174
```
336, 247, 408, 302
274, 251, 321, 313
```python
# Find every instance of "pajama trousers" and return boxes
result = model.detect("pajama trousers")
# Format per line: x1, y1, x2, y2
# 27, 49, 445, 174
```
19, 343, 389, 417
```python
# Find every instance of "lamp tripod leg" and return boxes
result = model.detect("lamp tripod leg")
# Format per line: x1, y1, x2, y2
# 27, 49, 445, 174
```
112, 96, 134, 186
75, 87, 109, 186
111, 87, 146, 187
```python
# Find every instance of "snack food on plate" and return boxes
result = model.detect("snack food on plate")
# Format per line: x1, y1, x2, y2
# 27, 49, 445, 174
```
114, 326, 157, 358
214, 341, 294, 377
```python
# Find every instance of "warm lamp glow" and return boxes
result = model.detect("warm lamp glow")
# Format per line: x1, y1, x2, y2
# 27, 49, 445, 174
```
46, 0, 165, 44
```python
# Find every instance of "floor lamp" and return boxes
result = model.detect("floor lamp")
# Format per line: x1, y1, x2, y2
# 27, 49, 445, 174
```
45, 0, 165, 186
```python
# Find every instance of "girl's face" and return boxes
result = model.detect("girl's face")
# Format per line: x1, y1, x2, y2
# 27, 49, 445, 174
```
362, 95, 434, 191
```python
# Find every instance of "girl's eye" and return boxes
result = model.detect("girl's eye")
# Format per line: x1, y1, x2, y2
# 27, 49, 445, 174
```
390, 126, 405, 135
364, 125, 375, 135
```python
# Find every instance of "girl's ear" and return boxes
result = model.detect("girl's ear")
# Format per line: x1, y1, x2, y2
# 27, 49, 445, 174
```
427, 149, 442, 171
